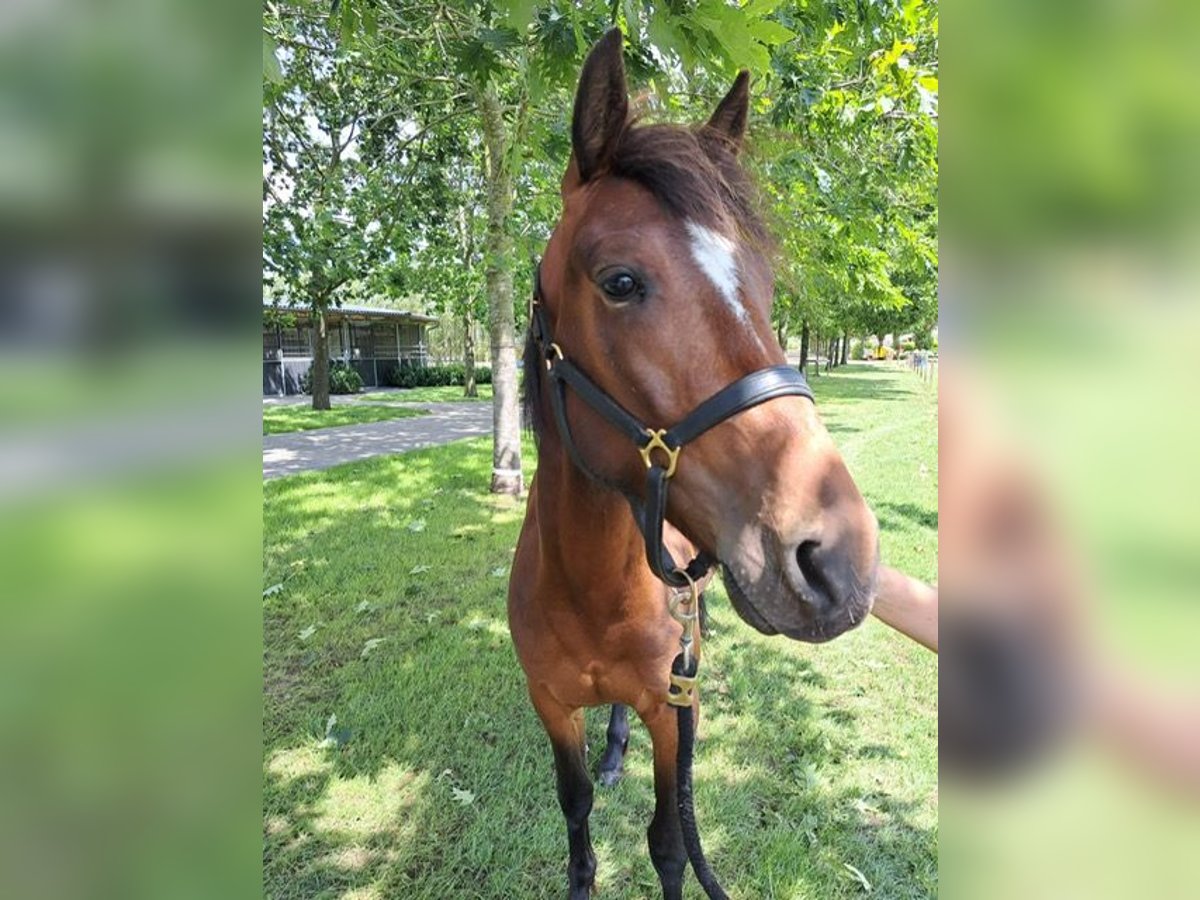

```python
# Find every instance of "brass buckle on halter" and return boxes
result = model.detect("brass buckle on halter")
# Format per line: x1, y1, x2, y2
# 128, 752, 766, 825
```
640, 429, 680, 478
544, 343, 563, 371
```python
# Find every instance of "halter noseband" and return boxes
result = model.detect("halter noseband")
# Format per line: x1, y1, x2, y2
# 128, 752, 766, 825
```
530, 264, 815, 589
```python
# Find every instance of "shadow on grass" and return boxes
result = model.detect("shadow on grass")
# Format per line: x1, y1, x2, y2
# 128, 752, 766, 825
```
808, 364, 915, 404
263, 435, 935, 899
876, 501, 939, 533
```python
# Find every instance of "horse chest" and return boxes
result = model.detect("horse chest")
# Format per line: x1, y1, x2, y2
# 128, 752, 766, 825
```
517, 600, 679, 709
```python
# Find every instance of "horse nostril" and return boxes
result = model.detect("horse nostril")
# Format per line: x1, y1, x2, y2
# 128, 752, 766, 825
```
795, 539, 836, 609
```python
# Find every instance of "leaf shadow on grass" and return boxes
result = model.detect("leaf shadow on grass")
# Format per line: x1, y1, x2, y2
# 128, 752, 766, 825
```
821, 419, 862, 437
808, 364, 915, 404
263, 437, 935, 899
876, 501, 939, 533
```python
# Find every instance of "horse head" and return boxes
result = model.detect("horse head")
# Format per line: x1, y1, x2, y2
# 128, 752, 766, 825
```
530, 29, 880, 642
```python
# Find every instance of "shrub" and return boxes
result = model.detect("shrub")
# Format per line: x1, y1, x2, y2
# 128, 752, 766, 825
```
386, 360, 421, 388
301, 360, 363, 395
385, 361, 493, 388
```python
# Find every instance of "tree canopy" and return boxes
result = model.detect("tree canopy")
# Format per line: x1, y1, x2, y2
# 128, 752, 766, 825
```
263, 0, 938, 478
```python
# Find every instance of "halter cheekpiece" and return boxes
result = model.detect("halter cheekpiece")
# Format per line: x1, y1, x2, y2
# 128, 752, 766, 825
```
530, 263, 815, 590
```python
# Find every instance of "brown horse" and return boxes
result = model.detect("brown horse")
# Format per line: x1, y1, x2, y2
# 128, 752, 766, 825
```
508, 29, 880, 900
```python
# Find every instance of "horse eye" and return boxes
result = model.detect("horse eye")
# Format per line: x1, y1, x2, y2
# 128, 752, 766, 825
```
601, 272, 640, 301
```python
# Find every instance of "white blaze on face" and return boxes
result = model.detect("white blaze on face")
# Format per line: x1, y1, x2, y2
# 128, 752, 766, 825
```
686, 220, 748, 324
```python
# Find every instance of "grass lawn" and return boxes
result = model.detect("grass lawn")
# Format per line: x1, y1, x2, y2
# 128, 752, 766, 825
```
355, 385, 493, 404
263, 362, 937, 899
263, 404, 430, 436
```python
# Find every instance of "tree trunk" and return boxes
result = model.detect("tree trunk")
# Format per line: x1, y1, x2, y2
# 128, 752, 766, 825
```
841, 331, 849, 365
776, 322, 787, 352
463, 308, 477, 398
457, 204, 479, 400
479, 84, 522, 494
311, 308, 331, 410
799, 320, 810, 374
811, 331, 820, 377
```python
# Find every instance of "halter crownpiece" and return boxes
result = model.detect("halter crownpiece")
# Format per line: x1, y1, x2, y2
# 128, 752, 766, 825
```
530, 263, 815, 589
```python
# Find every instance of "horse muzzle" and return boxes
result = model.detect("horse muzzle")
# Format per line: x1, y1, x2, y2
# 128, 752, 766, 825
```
719, 524, 878, 643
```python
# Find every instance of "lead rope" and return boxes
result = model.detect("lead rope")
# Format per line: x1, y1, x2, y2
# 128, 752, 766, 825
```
667, 576, 729, 900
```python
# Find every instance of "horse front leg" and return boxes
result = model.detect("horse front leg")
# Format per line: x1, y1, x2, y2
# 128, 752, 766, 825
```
597, 703, 630, 786
641, 703, 687, 900
532, 689, 597, 899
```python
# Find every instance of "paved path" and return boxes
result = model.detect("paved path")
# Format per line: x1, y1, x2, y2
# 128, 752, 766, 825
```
263, 402, 492, 480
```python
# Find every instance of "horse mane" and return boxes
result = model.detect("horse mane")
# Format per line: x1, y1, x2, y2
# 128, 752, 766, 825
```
523, 118, 771, 443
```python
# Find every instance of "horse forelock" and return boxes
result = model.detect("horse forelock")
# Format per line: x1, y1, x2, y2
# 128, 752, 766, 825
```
610, 122, 771, 253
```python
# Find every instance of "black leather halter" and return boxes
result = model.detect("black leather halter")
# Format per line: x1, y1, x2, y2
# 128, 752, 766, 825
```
530, 265, 815, 589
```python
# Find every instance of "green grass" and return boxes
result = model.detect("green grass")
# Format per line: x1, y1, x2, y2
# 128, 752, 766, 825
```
263, 404, 430, 436
355, 385, 493, 404
263, 362, 937, 899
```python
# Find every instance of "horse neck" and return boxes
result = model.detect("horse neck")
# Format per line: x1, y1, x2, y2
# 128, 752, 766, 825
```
533, 431, 649, 594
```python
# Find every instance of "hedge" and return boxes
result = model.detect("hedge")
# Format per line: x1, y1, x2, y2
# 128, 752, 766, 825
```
386, 361, 492, 388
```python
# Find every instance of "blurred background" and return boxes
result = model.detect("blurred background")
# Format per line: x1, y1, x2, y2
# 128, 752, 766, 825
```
943, 0, 1200, 897
0, 1, 259, 898
2, 0, 1198, 897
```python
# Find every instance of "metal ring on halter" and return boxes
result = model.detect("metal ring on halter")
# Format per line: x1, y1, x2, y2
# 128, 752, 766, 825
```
668, 568, 700, 625
545, 343, 563, 370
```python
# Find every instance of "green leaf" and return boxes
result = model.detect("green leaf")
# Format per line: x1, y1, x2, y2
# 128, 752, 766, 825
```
623, 0, 639, 35
527, 63, 548, 103
743, 0, 787, 18
878, 39, 917, 70
479, 27, 520, 51
498, 0, 538, 31
263, 33, 283, 84
340, 0, 355, 46
646, 10, 686, 64
902, 0, 925, 28
695, 0, 769, 71
748, 19, 796, 46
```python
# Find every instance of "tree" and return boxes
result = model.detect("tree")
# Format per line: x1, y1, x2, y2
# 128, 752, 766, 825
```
263, 4, 467, 408
756, 0, 938, 367
264, 0, 935, 483
319, 0, 796, 492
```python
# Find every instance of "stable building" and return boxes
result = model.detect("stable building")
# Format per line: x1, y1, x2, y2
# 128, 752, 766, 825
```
263, 303, 436, 396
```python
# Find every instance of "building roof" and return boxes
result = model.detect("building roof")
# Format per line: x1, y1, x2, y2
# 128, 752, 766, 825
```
263, 302, 438, 324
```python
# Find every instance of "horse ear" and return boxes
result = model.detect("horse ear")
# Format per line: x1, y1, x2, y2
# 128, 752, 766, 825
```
705, 71, 751, 152
571, 28, 628, 182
